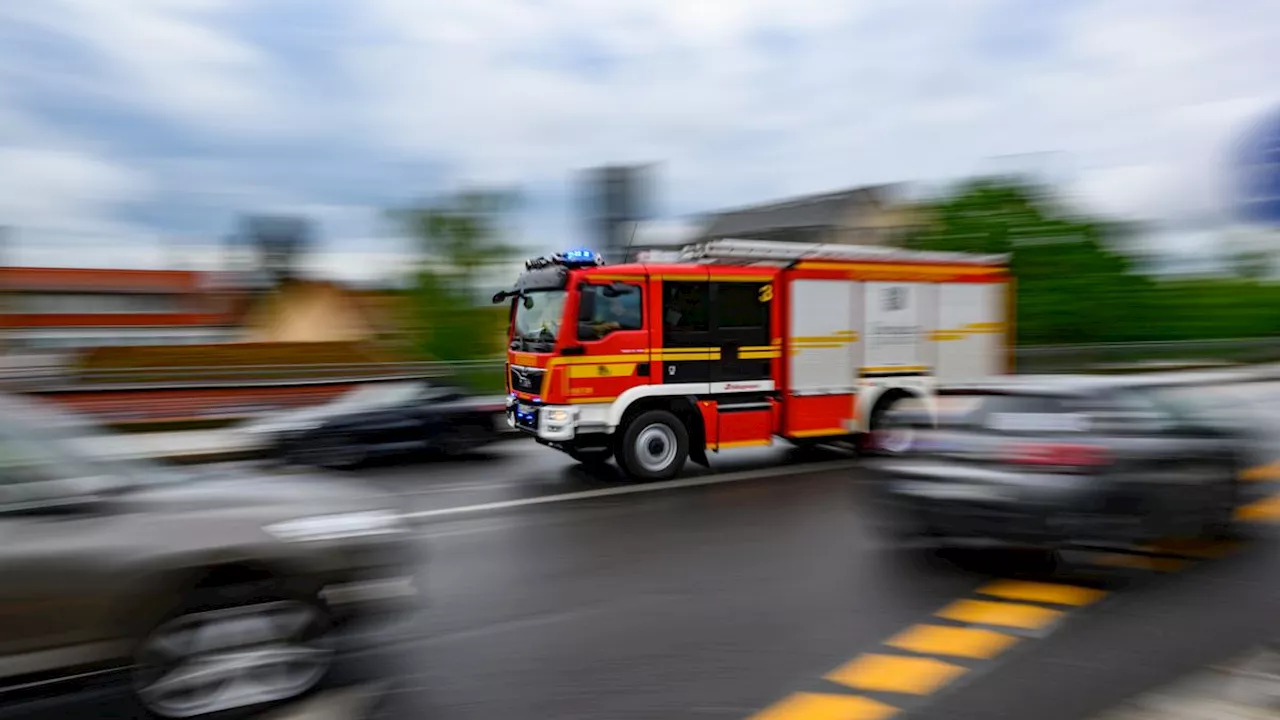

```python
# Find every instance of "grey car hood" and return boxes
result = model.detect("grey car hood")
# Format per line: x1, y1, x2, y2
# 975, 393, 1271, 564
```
114, 470, 395, 520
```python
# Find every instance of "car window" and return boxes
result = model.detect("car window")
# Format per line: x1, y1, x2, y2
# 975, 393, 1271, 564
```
0, 395, 185, 503
1071, 391, 1175, 434
980, 395, 1091, 434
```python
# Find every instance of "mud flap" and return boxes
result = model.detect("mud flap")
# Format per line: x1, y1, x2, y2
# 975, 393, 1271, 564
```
690, 444, 710, 467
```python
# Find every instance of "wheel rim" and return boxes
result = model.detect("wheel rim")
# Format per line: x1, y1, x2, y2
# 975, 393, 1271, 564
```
634, 423, 678, 473
133, 601, 333, 718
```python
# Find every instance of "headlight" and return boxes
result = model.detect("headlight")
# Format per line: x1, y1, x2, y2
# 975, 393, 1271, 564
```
265, 510, 405, 542
546, 409, 571, 423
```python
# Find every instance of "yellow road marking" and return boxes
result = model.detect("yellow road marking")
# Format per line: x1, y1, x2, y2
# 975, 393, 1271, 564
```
1241, 461, 1280, 481
1136, 539, 1240, 559
827, 653, 966, 696
1091, 554, 1189, 572
936, 599, 1064, 630
975, 580, 1107, 607
885, 624, 1020, 660
749, 692, 898, 720
1236, 495, 1280, 521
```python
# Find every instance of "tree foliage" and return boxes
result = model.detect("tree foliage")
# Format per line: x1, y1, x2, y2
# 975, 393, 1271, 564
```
909, 179, 1279, 345
391, 189, 520, 364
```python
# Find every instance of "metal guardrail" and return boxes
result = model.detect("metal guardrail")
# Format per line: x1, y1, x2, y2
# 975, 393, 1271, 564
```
1014, 337, 1280, 373
5, 338, 1280, 390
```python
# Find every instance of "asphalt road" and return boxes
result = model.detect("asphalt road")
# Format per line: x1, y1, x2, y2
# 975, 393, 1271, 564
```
13, 379, 1280, 719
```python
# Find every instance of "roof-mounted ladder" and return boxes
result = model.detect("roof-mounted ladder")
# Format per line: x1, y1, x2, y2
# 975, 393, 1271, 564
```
674, 238, 1008, 266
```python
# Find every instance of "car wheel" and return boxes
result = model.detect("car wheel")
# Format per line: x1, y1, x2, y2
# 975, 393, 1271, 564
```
862, 396, 914, 456
131, 596, 334, 719
296, 433, 365, 470
1203, 467, 1241, 540
617, 410, 689, 481
439, 423, 496, 456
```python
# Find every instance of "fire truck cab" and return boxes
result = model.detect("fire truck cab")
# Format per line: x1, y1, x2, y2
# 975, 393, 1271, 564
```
494, 240, 1011, 480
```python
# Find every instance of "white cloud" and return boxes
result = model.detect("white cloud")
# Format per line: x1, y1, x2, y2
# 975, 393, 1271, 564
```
0, 146, 154, 237
5, 0, 1280, 277
3, 0, 288, 136
348, 0, 1280, 223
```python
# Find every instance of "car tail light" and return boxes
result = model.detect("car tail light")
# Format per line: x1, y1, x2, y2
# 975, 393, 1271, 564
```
1004, 442, 1111, 469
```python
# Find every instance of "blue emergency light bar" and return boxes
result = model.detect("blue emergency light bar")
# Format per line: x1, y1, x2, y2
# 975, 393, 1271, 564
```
524, 249, 606, 270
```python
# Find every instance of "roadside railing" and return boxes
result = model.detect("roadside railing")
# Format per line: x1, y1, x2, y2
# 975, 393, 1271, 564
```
5, 338, 1280, 390
6, 339, 1280, 429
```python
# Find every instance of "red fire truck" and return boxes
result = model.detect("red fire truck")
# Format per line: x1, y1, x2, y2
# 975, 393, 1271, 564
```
493, 239, 1012, 480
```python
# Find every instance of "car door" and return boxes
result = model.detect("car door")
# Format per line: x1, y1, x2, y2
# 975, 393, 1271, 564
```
0, 432, 122, 682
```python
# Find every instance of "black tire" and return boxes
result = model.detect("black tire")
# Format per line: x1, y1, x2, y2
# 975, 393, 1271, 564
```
616, 410, 689, 481
439, 422, 496, 456
130, 588, 334, 719
295, 431, 366, 470
1203, 465, 1242, 540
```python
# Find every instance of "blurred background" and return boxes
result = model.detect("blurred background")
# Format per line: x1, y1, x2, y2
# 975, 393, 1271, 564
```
1, 1, 1279, 430
3, 4, 1280, 720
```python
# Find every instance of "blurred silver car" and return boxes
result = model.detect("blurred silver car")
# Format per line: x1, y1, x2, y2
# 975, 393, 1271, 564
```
868, 375, 1259, 549
0, 393, 420, 718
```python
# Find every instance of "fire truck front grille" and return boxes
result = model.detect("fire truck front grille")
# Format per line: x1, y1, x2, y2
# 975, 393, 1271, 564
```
509, 367, 545, 395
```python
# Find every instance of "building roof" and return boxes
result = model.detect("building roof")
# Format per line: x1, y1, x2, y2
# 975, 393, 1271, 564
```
699, 184, 900, 239
0, 267, 210, 294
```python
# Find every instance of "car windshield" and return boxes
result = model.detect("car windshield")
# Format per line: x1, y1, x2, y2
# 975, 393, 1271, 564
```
0, 394, 185, 504
512, 291, 567, 343
335, 381, 431, 408
1139, 385, 1237, 423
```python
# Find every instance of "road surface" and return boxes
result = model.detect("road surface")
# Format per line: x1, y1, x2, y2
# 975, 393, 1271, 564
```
9, 380, 1280, 719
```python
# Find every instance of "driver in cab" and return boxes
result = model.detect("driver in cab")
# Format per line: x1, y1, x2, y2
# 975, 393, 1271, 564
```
586, 292, 642, 339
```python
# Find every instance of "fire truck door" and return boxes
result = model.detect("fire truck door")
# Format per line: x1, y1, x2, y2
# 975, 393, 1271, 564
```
658, 272, 712, 386
709, 280, 773, 385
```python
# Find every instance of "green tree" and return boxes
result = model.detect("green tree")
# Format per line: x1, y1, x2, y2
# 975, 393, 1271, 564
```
908, 178, 1160, 345
390, 189, 520, 366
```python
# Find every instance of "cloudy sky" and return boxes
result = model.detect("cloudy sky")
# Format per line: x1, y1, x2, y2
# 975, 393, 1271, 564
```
1, 0, 1277, 282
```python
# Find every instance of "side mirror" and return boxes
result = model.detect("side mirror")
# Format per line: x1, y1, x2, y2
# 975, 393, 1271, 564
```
491, 290, 511, 304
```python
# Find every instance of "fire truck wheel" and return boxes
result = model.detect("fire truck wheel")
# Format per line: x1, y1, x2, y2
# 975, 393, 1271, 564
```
861, 394, 913, 457
617, 410, 689, 481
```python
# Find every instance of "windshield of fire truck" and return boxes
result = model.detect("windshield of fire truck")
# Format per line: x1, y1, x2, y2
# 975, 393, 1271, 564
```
512, 290, 568, 347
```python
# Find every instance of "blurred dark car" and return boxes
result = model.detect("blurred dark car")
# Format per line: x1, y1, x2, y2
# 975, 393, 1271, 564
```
868, 374, 1260, 549
239, 380, 507, 469
0, 393, 420, 718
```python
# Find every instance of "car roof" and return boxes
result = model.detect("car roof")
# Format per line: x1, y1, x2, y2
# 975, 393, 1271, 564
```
940, 371, 1238, 397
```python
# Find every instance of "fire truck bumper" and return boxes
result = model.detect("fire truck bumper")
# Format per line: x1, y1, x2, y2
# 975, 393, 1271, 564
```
509, 400, 579, 442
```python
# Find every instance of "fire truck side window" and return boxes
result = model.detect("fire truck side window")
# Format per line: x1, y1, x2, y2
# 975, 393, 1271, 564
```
714, 282, 769, 329
662, 282, 710, 332
578, 283, 643, 340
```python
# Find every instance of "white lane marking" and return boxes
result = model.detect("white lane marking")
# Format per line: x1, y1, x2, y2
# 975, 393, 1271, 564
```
385, 479, 524, 497
401, 457, 861, 521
